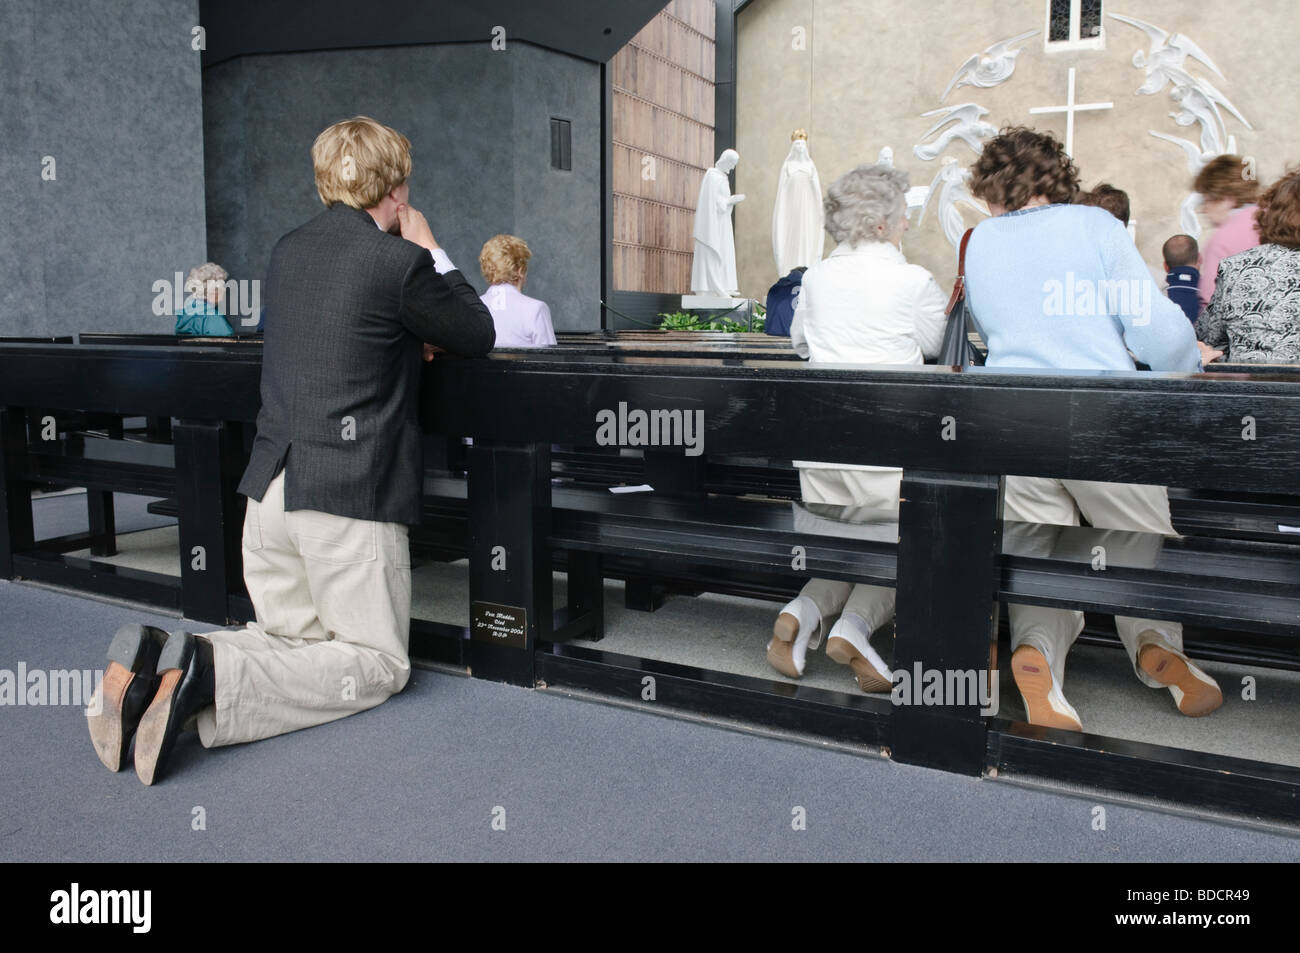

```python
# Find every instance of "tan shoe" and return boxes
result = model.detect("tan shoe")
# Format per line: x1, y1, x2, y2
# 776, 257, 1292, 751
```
824, 622, 893, 694
766, 612, 805, 678
1011, 645, 1082, 731
1137, 640, 1223, 717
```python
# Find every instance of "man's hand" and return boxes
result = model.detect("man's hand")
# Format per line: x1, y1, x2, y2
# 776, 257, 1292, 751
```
397, 204, 440, 252
423, 343, 443, 361
1196, 340, 1224, 365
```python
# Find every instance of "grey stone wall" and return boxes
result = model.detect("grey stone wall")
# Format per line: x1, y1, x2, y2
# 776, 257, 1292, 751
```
204, 40, 602, 331
0, 0, 207, 336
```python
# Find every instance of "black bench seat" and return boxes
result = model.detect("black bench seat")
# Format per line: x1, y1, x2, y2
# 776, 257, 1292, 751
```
420, 472, 1300, 645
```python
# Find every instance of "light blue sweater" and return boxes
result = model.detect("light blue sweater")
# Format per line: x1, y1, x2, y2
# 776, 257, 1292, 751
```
964, 204, 1200, 372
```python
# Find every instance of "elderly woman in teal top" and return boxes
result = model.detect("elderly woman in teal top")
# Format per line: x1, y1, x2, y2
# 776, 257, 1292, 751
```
962, 126, 1223, 734
176, 262, 234, 335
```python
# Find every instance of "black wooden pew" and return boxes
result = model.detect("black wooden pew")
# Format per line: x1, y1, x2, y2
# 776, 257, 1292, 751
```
422, 350, 1300, 819
4, 337, 1300, 820
0, 342, 261, 620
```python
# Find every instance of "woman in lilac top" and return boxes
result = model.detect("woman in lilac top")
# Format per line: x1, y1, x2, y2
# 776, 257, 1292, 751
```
477, 234, 557, 348
1193, 155, 1261, 307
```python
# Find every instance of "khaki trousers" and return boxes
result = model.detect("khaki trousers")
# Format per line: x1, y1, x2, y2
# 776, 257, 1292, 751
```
195, 469, 412, 747
1003, 476, 1181, 690
795, 467, 901, 644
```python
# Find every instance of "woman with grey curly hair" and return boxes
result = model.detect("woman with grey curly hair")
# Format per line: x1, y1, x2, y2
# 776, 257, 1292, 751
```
822, 164, 911, 246
175, 262, 234, 336
768, 163, 947, 694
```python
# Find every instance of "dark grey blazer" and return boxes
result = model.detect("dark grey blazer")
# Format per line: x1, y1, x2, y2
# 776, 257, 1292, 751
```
238, 203, 496, 524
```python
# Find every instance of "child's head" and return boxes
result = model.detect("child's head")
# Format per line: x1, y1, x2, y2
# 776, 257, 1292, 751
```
1162, 234, 1200, 271
1079, 183, 1130, 226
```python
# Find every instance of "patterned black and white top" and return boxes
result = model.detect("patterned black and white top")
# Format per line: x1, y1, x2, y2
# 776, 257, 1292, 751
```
1199, 243, 1300, 362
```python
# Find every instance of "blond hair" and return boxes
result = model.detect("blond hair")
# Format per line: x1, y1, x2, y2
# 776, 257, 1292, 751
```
311, 116, 412, 209
479, 234, 532, 285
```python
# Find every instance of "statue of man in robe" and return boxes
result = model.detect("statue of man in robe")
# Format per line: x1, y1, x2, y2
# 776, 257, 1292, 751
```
772, 130, 824, 276
691, 149, 745, 295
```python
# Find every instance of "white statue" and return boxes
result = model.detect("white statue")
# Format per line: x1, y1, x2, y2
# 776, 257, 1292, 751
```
1165, 67, 1252, 155
918, 157, 989, 250
1110, 14, 1251, 244
941, 30, 1039, 101
913, 103, 997, 161
772, 133, 824, 276
1108, 15, 1251, 156
876, 146, 895, 167
1108, 13, 1225, 94
1149, 132, 1239, 241
1179, 193, 1204, 240
1150, 130, 1240, 175
691, 149, 745, 295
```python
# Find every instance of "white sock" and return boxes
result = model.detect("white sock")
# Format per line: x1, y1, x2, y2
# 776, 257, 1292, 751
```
777, 596, 821, 673
829, 612, 893, 678
780, 595, 821, 641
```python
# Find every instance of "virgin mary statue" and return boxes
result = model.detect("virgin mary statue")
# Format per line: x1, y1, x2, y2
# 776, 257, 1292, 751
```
771, 131, 824, 276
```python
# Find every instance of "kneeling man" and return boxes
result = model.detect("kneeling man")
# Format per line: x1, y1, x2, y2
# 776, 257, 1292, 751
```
88, 116, 495, 783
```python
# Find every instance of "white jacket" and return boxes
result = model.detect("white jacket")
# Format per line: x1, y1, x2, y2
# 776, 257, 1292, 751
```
789, 239, 949, 470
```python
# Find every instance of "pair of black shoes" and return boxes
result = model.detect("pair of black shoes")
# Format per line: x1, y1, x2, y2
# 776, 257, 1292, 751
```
86, 624, 215, 785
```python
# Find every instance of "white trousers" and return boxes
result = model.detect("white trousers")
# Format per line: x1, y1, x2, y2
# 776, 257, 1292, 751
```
794, 467, 901, 644
1003, 476, 1181, 690
195, 469, 412, 747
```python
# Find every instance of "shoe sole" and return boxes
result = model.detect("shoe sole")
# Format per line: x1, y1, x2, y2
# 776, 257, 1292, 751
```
767, 613, 802, 678
86, 661, 134, 772
134, 669, 181, 786
766, 639, 801, 679
1011, 646, 1082, 731
87, 625, 159, 772
825, 636, 892, 693
1139, 645, 1223, 717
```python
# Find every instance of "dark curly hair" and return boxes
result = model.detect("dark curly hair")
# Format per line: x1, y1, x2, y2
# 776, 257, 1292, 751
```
1077, 183, 1130, 226
968, 126, 1080, 211
1256, 167, 1300, 250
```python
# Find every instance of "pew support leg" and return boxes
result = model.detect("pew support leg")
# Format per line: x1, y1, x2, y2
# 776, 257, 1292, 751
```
890, 471, 1002, 776
174, 419, 245, 625
86, 489, 117, 557
555, 550, 604, 643
624, 577, 666, 612
467, 441, 552, 685
0, 407, 36, 579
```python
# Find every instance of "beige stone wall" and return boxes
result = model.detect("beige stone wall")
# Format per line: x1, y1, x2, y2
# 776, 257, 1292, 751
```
735, 0, 1300, 298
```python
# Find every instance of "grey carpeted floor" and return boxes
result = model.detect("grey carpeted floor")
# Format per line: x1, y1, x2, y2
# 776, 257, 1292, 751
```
1, 492, 1296, 860
55, 504, 1300, 771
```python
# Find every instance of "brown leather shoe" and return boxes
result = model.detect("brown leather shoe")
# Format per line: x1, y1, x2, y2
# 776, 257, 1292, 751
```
86, 625, 170, 771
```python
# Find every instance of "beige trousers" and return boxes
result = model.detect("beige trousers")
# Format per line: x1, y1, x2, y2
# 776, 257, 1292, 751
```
194, 469, 412, 747
795, 467, 901, 644
1003, 476, 1181, 690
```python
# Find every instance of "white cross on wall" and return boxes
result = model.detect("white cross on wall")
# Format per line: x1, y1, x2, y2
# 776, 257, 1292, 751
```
1028, 67, 1113, 157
